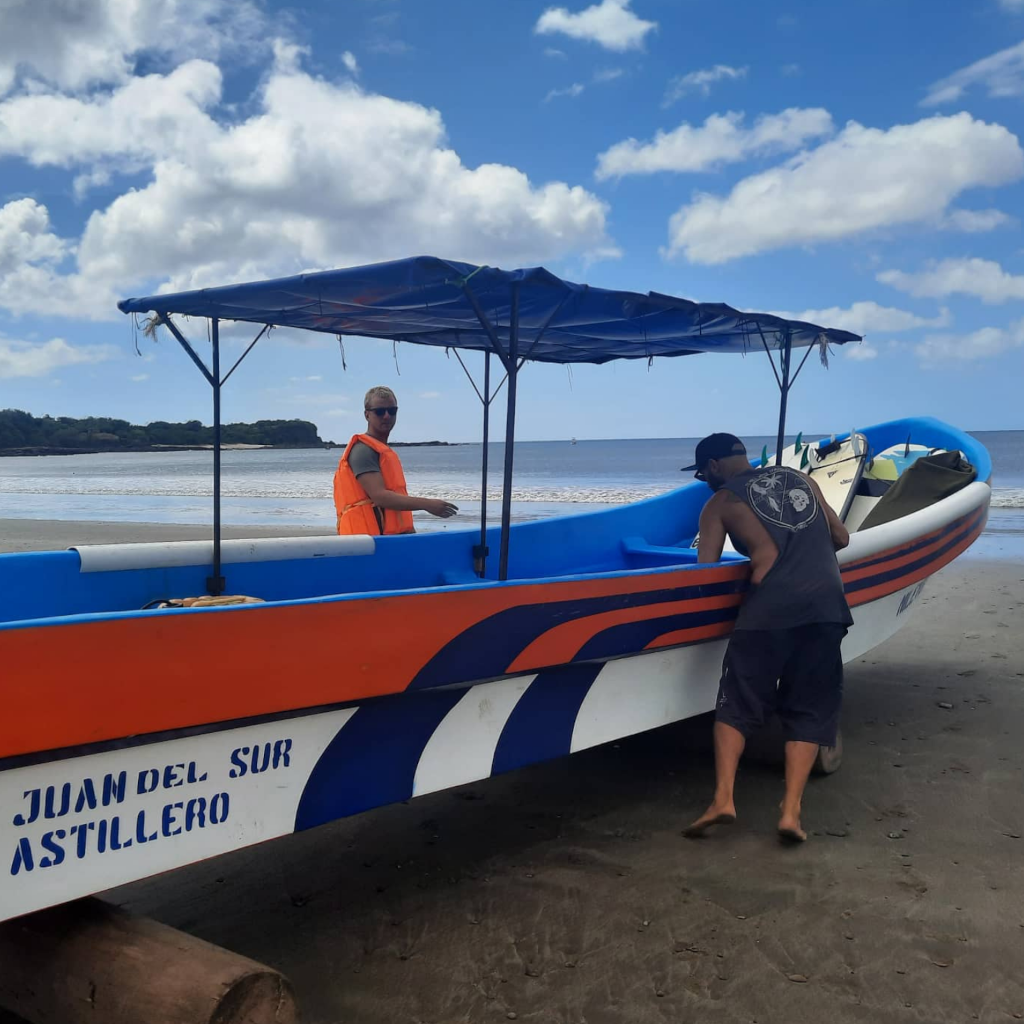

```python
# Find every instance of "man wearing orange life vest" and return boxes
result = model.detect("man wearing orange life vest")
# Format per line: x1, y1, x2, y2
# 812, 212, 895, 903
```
334, 386, 459, 535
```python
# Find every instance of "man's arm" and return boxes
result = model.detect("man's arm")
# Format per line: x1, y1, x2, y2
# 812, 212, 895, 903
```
358, 471, 458, 519
806, 475, 850, 550
697, 493, 728, 564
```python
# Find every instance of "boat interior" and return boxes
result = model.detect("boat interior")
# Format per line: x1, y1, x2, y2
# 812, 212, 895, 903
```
0, 417, 989, 627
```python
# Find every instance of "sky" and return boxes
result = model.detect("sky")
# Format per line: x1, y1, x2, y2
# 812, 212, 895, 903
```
2, 0, 1024, 443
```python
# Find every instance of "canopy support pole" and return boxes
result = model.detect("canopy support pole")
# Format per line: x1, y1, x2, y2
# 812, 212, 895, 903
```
221, 324, 269, 386
460, 285, 512, 372
788, 339, 817, 390
160, 315, 215, 387
498, 284, 520, 581
774, 330, 793, 467
208, 318, 225, 595
159, 314, 267, 596
475, 350, 491, 577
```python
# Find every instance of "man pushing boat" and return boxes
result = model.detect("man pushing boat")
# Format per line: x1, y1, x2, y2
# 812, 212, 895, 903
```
334, 386, 459, 535
682, 433, 853, 842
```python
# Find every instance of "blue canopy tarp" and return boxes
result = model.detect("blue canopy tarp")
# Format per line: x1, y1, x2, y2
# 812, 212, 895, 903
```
118, 256, 861, 365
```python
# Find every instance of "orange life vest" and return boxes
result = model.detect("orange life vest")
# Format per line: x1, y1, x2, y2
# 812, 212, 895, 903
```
334, 433, 415, 536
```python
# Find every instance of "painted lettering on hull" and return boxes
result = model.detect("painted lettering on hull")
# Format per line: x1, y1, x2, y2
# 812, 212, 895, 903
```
7, 742, 289, 880
897, 582, 926, 616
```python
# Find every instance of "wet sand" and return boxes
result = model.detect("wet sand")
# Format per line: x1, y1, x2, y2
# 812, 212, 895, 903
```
0, 518, 330, 552
2, 524, 1023, 1022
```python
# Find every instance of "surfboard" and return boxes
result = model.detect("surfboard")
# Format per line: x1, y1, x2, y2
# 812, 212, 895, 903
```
778, 431, 868, 521
871, 441, 946, 477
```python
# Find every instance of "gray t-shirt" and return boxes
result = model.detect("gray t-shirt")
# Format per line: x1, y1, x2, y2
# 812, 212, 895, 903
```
348, 441, 381, 478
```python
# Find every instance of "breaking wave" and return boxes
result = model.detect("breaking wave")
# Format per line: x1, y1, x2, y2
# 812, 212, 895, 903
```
2, 479, 1023, 507
991, 488, 1024, 508
0, 480, 670, 504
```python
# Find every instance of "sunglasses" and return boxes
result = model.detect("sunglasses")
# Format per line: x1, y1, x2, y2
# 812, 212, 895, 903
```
367, 406, 398, 417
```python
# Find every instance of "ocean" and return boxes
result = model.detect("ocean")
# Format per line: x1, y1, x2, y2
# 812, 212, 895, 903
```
0, 431, 1021, 555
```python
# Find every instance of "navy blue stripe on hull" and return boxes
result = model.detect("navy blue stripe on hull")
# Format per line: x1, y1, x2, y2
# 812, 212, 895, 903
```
409, 578, 746, 690
844, 508, 985, 596
574, 606, 738, 661
491, 664, 602, 776
294, 688, 463, 831
842, 506, 983, 576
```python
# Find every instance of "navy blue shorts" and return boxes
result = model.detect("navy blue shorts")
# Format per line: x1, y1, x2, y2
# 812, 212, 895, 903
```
714, 624, 847, 746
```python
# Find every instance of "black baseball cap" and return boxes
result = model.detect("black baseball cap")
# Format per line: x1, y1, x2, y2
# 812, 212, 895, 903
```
681, 433, 747, 473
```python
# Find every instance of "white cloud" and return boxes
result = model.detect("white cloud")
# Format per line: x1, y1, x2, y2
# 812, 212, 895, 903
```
916, 318, 1024, 364
593, 67, 625, 83
0, 48, 613, 320
0, 0, 264, 96
0, 335, 116, 379
781, 63, 801, 77
535, 0, 657, 52
545, 82, 586, 102
922, 40, 1024, 106
1001, 0, 1024, 9
0, 198, 106, 317
0, 198, 67, 274
544, 48, 568, 59
342, 51, 360, 76
878, 257, 1024, 304
844, 343, 879, 360
663, 65, 747, 106
667, 113, 1024, 264
0, 60, 222, 175
943, 208, 1011, 232
131, 373, 150, 382
770, 301, 951, 335
596, 108, 833, 180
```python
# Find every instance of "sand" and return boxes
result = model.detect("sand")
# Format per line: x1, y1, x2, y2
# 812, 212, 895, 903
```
0, 518, 331, 553
2, 522, 1022, 1023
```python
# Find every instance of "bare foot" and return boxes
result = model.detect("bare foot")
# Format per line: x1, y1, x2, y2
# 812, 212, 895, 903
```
777, 805, 807, 843
683, 804, 737, 838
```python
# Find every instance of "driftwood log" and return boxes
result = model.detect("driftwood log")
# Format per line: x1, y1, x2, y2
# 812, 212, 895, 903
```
0, 898, 297, 1024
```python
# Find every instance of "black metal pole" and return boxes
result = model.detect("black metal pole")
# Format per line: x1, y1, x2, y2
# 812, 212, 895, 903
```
774, 331, 793, 467
475, 350, 491, 577
207, 318, 225, 595
498, 285, 520, 581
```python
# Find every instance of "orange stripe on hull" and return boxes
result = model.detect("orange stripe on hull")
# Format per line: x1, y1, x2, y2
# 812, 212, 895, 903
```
842, 518, 970, 583
643, 619, 735, 651
506, 592, 743, 672
846, 520, 984, 608
0, 563, 748, 761
841, 508, 980, 575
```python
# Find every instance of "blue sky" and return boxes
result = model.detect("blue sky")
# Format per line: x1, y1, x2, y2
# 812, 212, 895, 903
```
2, 0, 1024, 442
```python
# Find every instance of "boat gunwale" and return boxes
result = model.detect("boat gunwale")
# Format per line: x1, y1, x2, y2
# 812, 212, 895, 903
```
0, 482, 992, 634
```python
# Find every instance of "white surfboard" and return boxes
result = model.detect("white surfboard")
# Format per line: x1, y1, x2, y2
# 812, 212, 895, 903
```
778, 431, 868, 521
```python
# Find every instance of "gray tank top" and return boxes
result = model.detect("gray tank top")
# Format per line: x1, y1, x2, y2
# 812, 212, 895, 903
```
721, 467, 853, 631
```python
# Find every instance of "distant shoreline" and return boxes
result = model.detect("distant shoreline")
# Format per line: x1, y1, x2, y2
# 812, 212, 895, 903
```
0, 440, 462, 457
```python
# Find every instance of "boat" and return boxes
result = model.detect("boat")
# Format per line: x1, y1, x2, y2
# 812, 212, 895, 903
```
0, 257, 990, 922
